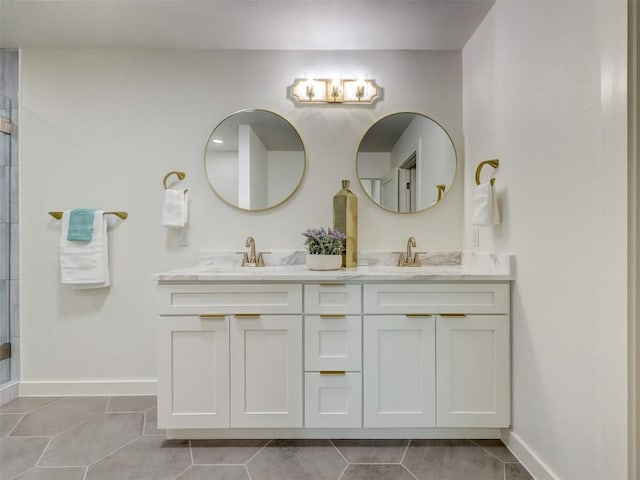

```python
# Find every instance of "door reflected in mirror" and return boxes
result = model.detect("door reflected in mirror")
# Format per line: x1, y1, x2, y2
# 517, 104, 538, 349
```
356, 112, 456, 213
205, 109, 306, 211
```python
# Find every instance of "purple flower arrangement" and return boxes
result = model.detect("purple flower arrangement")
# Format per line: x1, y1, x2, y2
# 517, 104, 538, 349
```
302, 227, 346, 255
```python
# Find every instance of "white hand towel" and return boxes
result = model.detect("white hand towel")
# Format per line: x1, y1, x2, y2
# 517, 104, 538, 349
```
60, 210, 110, 289
471, 181, 500, 226
161, 189, 188, 228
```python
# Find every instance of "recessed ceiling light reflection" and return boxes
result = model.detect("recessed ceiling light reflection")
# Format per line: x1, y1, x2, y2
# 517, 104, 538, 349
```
212, 139, 224, 144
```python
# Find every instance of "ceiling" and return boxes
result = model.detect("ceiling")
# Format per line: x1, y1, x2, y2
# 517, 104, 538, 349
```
0, 0, 494, 50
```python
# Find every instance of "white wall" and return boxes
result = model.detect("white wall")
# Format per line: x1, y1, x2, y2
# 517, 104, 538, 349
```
246, 125, 268, 209
267, 151, 304, 206
19, 49, 463, 392
390, 116, 456, 206
206, 151, 239, 205
463, 1, 627, 479
419, 118, 456, 206
357, 152, 390, 179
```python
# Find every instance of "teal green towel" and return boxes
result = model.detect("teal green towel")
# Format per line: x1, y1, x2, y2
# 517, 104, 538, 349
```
67, 209, 96, 241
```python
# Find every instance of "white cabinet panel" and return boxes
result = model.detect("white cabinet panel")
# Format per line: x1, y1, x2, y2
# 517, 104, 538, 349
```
363, 315, 435, 428
305, 373, 362, 428
158, 284, 302, 315
304, 284, 361, 314
230, 315, 303, 428
157, 316, 229, 429
364, 284, 509, 314
436, 315, 510, 427
305, 315, 362, 371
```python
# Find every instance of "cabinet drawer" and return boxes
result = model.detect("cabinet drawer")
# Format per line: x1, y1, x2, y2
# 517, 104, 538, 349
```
305, 315, 361, 371
304, 284, 361, 314
305, 372, 362, 428
158, 284, 302, 315
363, 283, 509, 314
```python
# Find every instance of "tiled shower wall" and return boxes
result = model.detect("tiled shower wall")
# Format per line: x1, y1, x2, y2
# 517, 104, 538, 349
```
0, 49, 19, 402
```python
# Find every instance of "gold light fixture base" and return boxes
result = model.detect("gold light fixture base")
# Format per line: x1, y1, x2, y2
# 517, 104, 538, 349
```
289, 78, 381, 105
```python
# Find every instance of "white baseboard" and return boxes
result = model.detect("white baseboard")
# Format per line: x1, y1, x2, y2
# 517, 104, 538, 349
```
19, 380, 157, 396
0, 381, 20, 405
166, 427, 502, 440
501, 430, 559, 480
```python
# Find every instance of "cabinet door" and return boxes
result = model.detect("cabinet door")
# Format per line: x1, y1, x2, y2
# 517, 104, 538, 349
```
436, 314, 510, 427
363, 315, 435, 428
230, 315, 303, 428
157, 316, 229, 429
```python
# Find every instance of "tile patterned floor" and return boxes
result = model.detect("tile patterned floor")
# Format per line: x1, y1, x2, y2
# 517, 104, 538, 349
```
0, 396, 534, 480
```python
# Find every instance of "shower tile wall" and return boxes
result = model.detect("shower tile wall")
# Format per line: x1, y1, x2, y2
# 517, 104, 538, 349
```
0, 49, 19, 391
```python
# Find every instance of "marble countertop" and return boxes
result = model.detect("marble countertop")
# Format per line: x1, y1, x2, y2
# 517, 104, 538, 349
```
153, 251, 514, 282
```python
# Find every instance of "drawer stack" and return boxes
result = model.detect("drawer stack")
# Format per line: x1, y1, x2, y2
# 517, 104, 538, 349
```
304, 284, 362, 428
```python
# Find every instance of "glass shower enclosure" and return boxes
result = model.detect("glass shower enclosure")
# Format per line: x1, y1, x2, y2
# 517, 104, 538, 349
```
0, 94, 12, 383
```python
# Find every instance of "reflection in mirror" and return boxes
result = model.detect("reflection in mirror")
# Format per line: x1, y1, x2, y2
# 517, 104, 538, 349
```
205, 109, 306, 211
356, 112, 456, 213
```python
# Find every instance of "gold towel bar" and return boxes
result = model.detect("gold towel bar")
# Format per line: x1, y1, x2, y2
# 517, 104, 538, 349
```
475, 159, 500, 186
163, 171, 188, 193
49, 211, 128, 220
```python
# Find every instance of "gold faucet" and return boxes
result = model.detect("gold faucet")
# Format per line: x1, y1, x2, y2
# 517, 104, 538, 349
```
241, 236, 265, 267
398, 236, 422, 267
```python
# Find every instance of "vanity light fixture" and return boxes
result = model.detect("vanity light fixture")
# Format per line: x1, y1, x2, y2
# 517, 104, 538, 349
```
288, 77, 381, 105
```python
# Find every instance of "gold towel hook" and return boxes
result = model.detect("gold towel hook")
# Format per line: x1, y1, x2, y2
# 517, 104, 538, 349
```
163, 171, 188, 192
436, 184, 446, 202
475, 159, 500, 186
48, 211, 128, 220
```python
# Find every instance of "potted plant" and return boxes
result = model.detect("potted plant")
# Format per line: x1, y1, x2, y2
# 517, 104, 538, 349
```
302, 227, 346, 271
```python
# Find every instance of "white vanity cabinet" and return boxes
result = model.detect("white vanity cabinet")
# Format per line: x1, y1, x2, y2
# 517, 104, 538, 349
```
363, 283, 511, 429
156, 284, 303, 430
155, 272, 512, 438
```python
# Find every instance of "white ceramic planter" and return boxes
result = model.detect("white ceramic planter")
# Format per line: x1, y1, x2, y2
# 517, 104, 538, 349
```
306, 254, 342, 271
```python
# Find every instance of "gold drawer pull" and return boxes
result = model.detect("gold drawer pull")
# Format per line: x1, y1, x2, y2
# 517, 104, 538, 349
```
320, 370, 346, 376
440, 314, 467, 317
234, 314, 261, 318
320, 314, 346, 318
406, 314, 433, 317
199, 314, 225, 319
319, 283, 346, 287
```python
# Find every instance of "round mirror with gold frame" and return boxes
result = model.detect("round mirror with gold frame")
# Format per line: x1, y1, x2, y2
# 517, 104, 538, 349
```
356, 112, 457, 213
204, 109, 306, 211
